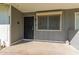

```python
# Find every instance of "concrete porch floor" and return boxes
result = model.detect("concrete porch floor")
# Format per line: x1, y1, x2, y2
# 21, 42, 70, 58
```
0, 41, 79, 55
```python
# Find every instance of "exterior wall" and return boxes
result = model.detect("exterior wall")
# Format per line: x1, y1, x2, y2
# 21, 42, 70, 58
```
61, 8, 79, 50
34, 31, 66, 41
23, 9, 79, 43
23, 11, 72, 42
34, 10, 75, 42
68, 8, 79, 50
63, 10, 75, 42
0, 5, 10, 46
11, 6, 23, 43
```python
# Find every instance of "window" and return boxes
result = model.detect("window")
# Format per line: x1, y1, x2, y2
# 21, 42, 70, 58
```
37, 12, 62, 31
38, 16, 47, 29
49, 15, 60, 30
75, 12, 79, 30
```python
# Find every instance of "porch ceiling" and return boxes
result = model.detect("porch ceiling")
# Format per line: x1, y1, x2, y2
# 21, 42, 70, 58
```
11, 3, 79, 13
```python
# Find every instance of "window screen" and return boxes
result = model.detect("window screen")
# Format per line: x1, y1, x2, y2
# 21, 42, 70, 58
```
37, 14, 61, 30
38, 16, 47, 29
49, 15, 60, 30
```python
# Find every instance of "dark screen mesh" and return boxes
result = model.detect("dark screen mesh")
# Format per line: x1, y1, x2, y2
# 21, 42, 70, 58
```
38, 15, 60, 30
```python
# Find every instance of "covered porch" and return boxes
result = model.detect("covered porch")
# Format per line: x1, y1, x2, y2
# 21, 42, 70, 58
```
1, 3, 79, 55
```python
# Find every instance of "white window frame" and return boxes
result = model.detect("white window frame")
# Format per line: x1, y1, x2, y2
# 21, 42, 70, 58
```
36, 11, 62, 31
75, 12, 79, 30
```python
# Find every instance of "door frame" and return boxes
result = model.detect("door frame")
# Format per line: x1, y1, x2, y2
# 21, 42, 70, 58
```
24, 15, 35, 40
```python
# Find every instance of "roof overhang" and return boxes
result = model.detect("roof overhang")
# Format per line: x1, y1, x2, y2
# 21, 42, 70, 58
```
10, 3, 79, 13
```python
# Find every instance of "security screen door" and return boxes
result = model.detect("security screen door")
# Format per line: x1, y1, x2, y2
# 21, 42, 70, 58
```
24, 17, 34, 39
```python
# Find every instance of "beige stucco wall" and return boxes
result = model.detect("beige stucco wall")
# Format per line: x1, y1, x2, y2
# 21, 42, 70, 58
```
11, 6, 23, 44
